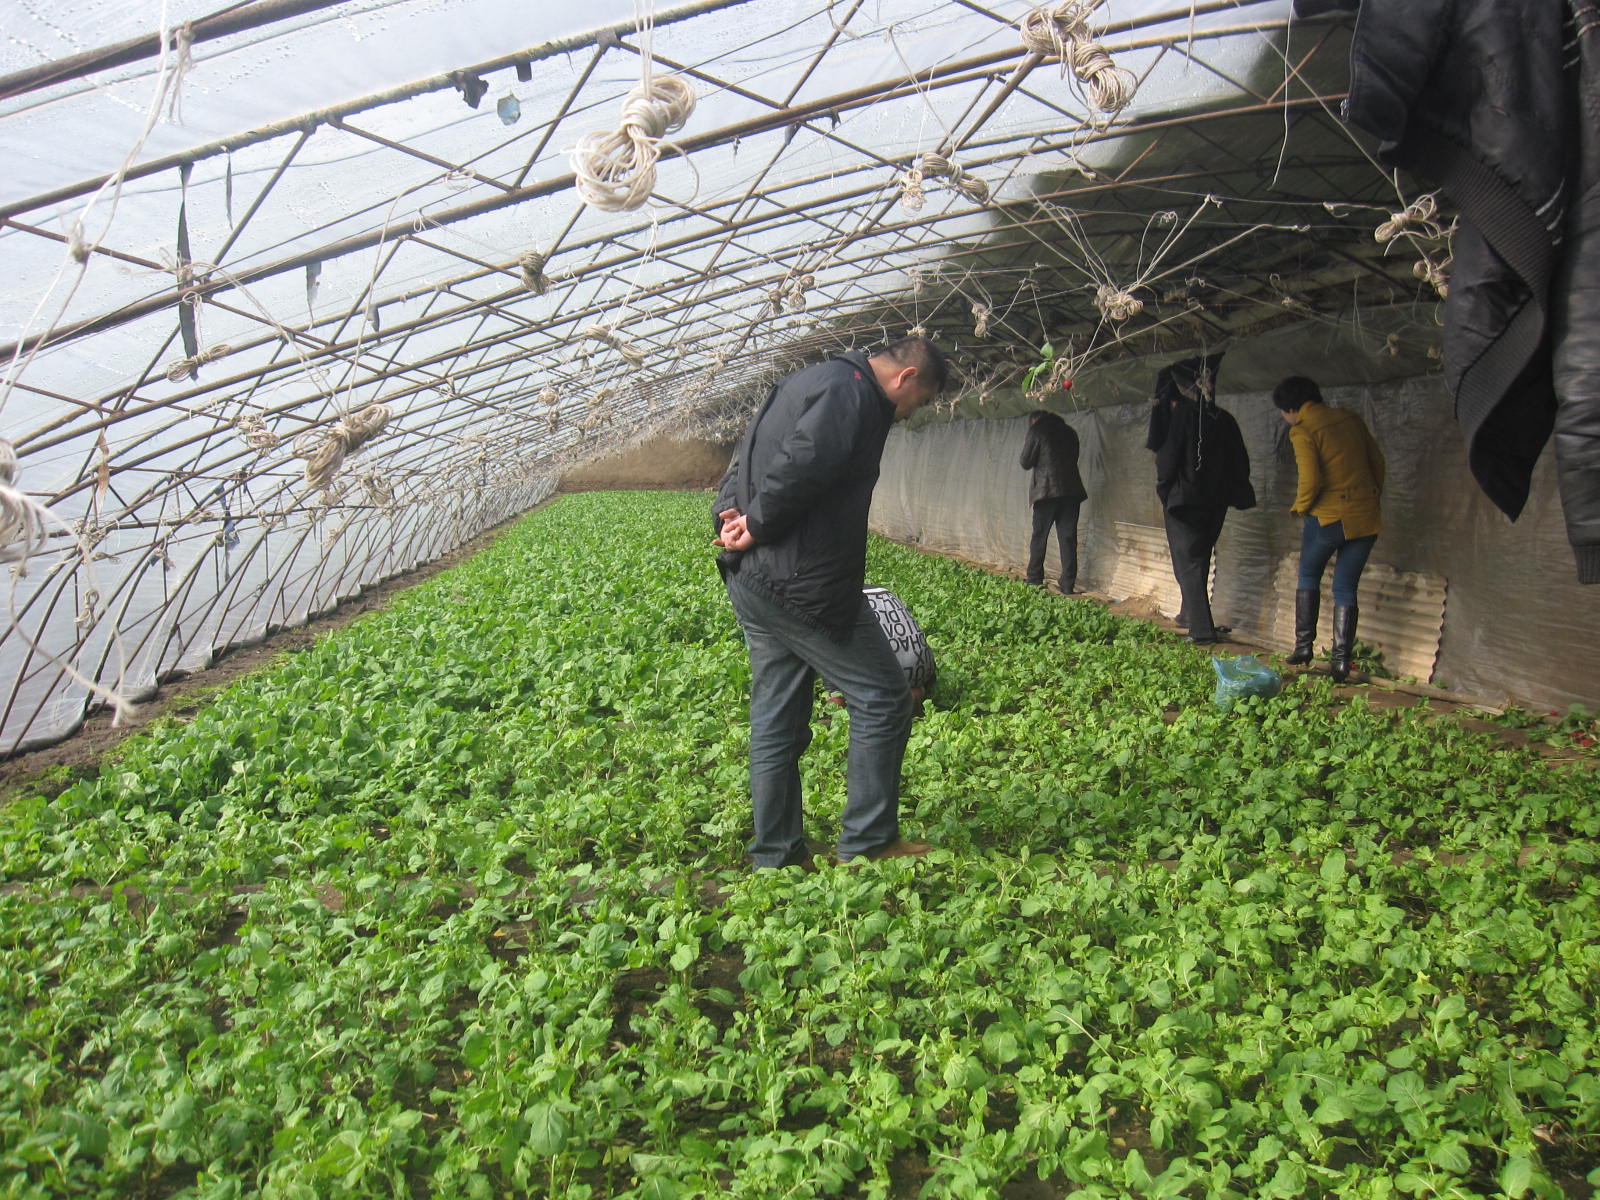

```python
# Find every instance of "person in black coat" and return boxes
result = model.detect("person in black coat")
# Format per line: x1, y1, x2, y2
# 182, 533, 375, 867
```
712, 336, 946, 868
1019, 411, 1088, 592
1150, 354, 1255, 645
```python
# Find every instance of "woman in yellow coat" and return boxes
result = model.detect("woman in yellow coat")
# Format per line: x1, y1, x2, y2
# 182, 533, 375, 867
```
1272, 376, 1385, 681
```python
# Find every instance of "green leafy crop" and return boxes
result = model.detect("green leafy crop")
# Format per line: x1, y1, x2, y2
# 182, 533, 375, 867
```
1, 491, 1595, 1199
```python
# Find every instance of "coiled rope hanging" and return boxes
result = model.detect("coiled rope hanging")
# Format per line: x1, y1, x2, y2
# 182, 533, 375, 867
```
571, 75, 696, 213
0, 439, 50, 567
1018, 0, 1136, 116
919, 153, 990, 204
1094, 282, 1143, 322
1375, 194, 1452, 299
578, 324, 647, 367
294, 403, 391, 491
518, 250, 551, 295
164, 342, 233, 382
233, 414, 278, 452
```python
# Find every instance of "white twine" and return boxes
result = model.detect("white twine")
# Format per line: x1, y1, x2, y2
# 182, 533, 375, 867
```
1094, 282, 1143, 322
518, 250, 551, 294
165, 342, 234, 382
571, 75, 696, 212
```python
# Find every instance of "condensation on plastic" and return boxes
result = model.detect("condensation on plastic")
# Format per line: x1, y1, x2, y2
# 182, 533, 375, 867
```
873, 374, 1600, 713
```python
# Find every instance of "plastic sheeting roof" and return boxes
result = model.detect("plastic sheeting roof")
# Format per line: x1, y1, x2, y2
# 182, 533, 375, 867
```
0, 0, 1444, 750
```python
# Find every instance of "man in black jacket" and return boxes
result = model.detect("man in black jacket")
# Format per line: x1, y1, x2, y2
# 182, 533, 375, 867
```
712, 337, 947, 868
1019, 410, 1088, 592
1151, 355, 1255, 645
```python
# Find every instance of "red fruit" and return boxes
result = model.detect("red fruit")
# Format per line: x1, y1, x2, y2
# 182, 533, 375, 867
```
1061, 379, 1073, 390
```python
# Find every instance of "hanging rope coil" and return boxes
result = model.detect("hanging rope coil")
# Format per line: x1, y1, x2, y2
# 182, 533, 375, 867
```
571, 75, 696, 212
164, 343, 233, 382
577, 324, 647, 367
518, 250, 551, 294
1414, 255, 1450, 298
919, 153, 990, 204
537, 387, 560, 408
971, 302, 991, 337
1094, 283, 1143, 322
0, 439, 51, 568
1018, 1, 1136, 115
1375, 194, 1446, 245
897, 167, 926, 213
293, 403, 391, 491
233, 414, 278, 452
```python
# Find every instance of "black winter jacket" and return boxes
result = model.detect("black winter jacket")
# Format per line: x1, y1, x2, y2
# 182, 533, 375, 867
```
713, 351, 895, 638
1019, 413, 1088, 504
1304, 0, 1600, 582
1155, 399, 1256, 515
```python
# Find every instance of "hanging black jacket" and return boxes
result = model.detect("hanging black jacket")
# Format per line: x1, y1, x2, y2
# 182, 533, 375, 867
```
712, 350, 895, 638
1303, 0, 1600, 582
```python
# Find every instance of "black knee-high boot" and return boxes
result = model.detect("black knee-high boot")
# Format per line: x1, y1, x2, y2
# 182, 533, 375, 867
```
1330, 605, 1358, 682
1287, 589, 1318, 665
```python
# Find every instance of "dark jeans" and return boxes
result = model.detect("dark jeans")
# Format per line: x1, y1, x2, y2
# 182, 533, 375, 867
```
1027, 497, 1081, 590
1163, 506, 1227, 638
1298, 517, 1376, 607
727, 579, 912, 867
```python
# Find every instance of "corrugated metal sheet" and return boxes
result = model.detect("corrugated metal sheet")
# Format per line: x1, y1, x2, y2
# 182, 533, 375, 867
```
1257, 557, 1446, 682
1106, 521, 1215, 620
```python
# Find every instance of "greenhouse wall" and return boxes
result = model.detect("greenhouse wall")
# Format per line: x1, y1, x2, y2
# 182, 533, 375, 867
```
874, 376, 1600, 714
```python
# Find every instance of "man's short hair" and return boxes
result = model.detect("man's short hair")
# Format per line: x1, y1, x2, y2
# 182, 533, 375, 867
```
875, 336, 949, 395
1272, 375, 1322, 412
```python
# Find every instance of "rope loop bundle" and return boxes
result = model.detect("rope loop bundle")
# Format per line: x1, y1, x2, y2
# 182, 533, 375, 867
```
518, 250, 551, 294
1018, 1, 1136, 115
165, 342, 233, 382
537, 387, 560, 407
0, 438, 51, 568
1413, 254, 1451, 298
1375, 194, 1445, 245
971, 302, 992, 337
577, 324, 647, 367
571, 75, 696, 212
1094, 283, 1143, 322
897, 167, 926, 213
294, 403, 391, 491
919, 152, 990, 204
233, 414, 279, 452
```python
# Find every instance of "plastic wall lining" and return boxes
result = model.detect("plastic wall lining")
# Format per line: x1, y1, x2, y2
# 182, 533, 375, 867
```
873, 375, 1600, 713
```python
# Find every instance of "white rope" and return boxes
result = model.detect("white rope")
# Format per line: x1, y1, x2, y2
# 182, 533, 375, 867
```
0, 440, 50, 567
1018, 1, 1136, 116
233, 414, 279, 452
570, 75, 697, 212
1093, 282, 1143, 322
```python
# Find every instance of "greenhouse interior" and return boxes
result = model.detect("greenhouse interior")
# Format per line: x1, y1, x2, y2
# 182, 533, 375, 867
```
2, 1, 1598, 1197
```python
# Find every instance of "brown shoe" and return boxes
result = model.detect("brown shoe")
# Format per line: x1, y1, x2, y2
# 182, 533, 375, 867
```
838, 838, 933, 865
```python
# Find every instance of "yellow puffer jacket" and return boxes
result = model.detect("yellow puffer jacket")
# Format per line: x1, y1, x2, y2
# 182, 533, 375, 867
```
1288, 402, 1385, 539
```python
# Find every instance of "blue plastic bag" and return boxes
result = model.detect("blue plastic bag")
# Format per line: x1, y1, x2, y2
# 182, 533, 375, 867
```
1211, 654, 1282, 711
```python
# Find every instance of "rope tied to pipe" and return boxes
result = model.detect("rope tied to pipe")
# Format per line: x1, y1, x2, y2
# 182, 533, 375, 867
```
0, 439, 51, 569
1018, 1, 1136, 115
165, 343, 233, 382
1094, 283, 1143, 322
518, 250, 551, 294
972, 302, 991, 337
919, 152, 990, 204
537, 387, 560, 407
293, 403, 391, 491
571, 75, 697, 212
578, 324, 647, 367
233, 414, 278, 452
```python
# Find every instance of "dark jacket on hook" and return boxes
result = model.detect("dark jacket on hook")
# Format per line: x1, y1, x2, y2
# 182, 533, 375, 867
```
1299, 0, 1600, 582
712, 350, 896, 639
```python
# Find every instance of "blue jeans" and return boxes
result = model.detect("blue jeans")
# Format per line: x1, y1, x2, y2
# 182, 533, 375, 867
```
727, 578, 912, 866
1298, 517, 1376, 607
